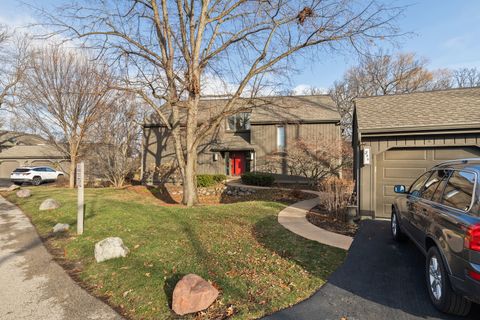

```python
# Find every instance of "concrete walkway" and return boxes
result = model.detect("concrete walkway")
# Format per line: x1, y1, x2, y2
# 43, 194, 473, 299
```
227, 181, 353, 250
0, 195, 123, 320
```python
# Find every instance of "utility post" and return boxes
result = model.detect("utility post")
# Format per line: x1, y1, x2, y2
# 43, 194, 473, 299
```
77, 161, 84, 235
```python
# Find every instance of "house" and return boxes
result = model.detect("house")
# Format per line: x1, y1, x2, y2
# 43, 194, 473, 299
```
142, 95, 341, 183
353, 87, 480, 219
0, 131, 68, 178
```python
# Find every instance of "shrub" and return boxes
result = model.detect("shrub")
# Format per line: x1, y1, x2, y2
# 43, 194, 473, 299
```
241, 172, 275, 187
318, 177, 354, 220
197, 174, 226, 188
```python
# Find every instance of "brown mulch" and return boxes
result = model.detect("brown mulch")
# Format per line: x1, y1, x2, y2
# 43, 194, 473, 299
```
306, 205, 358, 237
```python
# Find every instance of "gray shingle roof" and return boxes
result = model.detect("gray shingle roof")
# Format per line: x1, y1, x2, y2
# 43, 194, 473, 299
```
355, 87, 480, 133
0, 145, 64, 159
145, 95, 340, 125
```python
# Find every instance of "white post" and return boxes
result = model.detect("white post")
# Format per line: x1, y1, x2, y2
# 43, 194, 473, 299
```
77, 162, 84, 235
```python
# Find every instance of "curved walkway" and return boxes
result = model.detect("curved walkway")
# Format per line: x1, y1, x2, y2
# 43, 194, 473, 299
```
0, 195, 123, 320
227, 182, 353, 250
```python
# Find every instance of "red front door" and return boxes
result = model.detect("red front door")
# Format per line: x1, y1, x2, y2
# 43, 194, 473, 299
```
229, 152, 246, 176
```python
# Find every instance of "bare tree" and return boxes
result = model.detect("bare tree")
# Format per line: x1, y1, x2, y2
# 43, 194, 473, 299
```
88, 93, 143, 187
18, 45, 113, 188
331, 52, 442, 137
37, 0, 405, 205
452, 67, 480, 88
0, 24, 29, 109
277, 137, 343, 186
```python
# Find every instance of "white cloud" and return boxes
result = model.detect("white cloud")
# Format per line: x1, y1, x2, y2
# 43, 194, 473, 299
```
292, 84, 328, 95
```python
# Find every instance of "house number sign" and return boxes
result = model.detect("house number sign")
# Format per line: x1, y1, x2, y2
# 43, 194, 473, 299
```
363, 147, 371, 165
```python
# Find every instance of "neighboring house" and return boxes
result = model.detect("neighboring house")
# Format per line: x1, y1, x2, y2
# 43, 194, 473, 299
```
0, 131, 68, 178
142, 95, 341, 183
353, 87, 480, 219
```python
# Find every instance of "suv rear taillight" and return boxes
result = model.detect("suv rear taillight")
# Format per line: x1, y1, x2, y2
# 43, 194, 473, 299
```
465, 224, 480, 251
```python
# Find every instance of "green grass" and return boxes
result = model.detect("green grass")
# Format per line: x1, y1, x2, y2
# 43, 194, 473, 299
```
5, 187, 345, 319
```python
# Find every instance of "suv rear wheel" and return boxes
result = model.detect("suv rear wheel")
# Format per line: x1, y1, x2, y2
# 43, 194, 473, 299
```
32, 176, 42, 186
391, 209, 405, 241
426, 247, 471, 316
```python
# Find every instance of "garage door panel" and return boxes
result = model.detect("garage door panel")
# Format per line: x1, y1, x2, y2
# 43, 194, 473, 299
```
375, 146, 480, 218
434, 147, 480, 160
384, 167, 426, 179
384, 149, 427, 160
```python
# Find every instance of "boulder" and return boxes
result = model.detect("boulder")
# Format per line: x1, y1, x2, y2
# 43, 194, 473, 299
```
16, 189, 31, 198
7, 184, 20, 191
94, 237, 129, 263
39, 198, 61, 211
172, 274, 219, 315
53, 223, 69, 233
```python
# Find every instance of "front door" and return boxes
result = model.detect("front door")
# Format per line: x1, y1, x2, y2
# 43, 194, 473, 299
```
229, 152, 246, 176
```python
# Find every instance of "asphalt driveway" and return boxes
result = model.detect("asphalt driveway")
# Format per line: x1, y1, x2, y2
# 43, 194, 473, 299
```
264, 220, 479, 320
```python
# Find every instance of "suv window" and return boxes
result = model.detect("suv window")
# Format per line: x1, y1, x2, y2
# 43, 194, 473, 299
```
409, 171, 432, 197
33, 168, 44, 172
422, 169, 450, 201
13, 168, 30, 173
45, 167, 55, 172
442, 170, 476, 211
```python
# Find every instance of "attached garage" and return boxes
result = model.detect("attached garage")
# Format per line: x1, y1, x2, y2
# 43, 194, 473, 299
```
353, 88, 480, 218
0, 131, 67, 179
0, 160, 20, 178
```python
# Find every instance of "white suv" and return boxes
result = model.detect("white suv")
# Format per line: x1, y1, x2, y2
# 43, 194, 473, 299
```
10, 166, 65, 186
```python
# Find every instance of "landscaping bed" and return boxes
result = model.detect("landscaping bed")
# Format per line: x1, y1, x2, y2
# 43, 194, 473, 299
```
306, 205, 358, 237
3, 187, 345, 320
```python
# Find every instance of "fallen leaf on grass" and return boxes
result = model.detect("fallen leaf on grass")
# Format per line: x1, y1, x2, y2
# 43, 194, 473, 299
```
123, 289, 133, 297
145, 272, 151, 277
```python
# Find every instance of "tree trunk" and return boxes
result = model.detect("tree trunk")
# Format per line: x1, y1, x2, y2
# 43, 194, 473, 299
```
69, 156, 76, 188
182, 151, 198, 206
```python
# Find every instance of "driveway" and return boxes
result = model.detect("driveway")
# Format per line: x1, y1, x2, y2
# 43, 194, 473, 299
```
0, 196, 123, 320
264, 220, 479, 320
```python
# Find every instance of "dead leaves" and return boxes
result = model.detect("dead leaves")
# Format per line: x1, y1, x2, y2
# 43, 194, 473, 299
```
297, 7, 313, 25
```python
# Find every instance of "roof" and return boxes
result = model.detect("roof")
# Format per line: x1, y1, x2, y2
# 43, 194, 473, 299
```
0, 131, 46, 147
355, 87, 480, 134
145, 95, 340, 126
0, 145, 65, 159
210, 135, 254, 151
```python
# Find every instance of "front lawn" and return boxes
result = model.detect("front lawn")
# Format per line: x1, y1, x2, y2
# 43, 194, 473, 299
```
5, 187, 345, 319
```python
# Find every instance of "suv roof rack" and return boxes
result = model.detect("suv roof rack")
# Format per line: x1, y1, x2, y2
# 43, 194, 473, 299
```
433, 158, 480, 168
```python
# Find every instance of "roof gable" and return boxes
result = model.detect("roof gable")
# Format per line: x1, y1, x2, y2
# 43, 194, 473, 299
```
355, 87, 480, 133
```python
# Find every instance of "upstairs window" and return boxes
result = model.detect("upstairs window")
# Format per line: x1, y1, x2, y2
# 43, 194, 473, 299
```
277, 125, 286, 152
227, 113, 251, 131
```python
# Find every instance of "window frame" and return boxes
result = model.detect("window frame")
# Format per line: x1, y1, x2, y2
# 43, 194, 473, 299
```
226, 112, 251, 132
408, 171, 433, 197
276, 125, 286, 152
436, 169, 478, 213
420, 169, 451, 201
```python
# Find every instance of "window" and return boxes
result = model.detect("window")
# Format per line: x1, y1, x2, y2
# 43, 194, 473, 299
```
227, 113, 251, 131
441, 170, 476, 211
422, 169, 449, 201
409, 171, 432, 197
277, 126, 285, 152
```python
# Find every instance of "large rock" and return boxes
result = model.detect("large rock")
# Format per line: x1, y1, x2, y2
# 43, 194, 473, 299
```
39, 198, 60, 211
16, 189, 32, 198
94, 237, 129, 263
172, 274, 219, 315
53, 223, 69, 233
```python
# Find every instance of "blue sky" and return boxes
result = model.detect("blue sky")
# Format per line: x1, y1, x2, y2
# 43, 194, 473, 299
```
2, 0, 480, 92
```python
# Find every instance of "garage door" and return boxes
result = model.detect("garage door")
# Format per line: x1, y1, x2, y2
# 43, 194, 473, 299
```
375, 146, 480, 218
0, 160, 20, 178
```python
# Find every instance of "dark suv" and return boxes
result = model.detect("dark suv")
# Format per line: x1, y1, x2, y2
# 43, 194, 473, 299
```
391, 158, 480, 316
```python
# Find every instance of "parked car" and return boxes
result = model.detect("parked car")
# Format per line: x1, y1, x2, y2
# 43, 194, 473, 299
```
391, 158, 480, 316
10, 166, 65, 186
